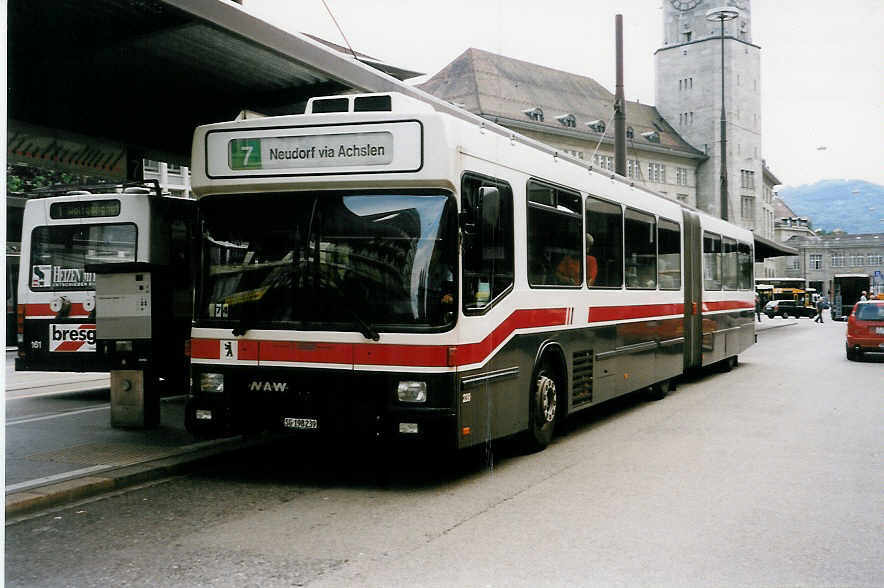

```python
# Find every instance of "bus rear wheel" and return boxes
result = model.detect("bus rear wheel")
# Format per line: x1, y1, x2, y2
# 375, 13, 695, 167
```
523, 362, 559, 452
719, 355, 738, 372
646, 379, 671, 401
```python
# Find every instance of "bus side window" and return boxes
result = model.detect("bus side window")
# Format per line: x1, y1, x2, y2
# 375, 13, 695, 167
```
585, 195, 623, 288
658, 218, 681, 290
527, 180, 582, 288
722, 237, 739, 290
737, 241, 753, 290
461, 174, 514, 314
624, 208, 656, 289
703, 231, 722, 290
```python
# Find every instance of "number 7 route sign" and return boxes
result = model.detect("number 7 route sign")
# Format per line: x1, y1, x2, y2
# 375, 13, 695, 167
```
229, 138, 262, 170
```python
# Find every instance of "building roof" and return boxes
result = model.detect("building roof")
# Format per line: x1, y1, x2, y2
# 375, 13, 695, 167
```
418, 48, 704, 158
762, 160, 782, 186
773, 197, 799, 219
786, 232, 884, 249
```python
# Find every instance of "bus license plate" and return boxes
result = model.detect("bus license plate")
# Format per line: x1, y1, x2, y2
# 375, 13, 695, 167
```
284, 417, 318, 430
875, 327, 884, 335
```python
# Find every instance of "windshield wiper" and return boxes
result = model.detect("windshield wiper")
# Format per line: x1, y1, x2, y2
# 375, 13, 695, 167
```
231, 321, 253, 337
326, 274, 380, 341
231, 301, 258, 336
346, 306, 380, 341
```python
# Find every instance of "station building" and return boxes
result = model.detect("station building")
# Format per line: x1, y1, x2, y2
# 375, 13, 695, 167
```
774, 229, 884, 299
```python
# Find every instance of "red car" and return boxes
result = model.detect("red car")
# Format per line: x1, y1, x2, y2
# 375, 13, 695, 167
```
846, 300, 884, 361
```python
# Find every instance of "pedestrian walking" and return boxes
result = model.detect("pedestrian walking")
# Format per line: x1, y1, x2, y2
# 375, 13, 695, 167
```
814, 296, 825, 323
755, 293, 762, 323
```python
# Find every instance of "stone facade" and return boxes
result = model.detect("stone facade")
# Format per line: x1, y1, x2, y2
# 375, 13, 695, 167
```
775, 232, 884, 298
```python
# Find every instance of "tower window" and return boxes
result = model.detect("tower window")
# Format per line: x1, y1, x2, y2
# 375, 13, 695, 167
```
642, 131, 660, 144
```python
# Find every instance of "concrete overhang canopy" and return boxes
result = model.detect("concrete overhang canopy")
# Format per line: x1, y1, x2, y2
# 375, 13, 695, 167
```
8, 0, 420, 165
754, 233, 798, 261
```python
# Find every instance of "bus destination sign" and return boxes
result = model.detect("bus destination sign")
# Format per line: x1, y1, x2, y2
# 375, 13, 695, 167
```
50, 199, 121, 220
229, 132, 394, 171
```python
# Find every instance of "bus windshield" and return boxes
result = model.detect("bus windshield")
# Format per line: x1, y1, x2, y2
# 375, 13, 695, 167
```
29, 223, 137, 291
198, 191, 457, 332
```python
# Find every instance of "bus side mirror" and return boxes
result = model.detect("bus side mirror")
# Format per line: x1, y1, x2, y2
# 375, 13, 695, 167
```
478, 187, 503, 261
478, 186, 500, 227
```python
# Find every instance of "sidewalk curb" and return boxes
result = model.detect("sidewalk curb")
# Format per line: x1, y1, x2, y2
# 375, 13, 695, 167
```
756, 319, 799, 332
5, 435, 261, 519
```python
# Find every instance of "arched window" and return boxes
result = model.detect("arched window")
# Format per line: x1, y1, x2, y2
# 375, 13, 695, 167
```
555, 113, 576, 128
586, 120, 606, 133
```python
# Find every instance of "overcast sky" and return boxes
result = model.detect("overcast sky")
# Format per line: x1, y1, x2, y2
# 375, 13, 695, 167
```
242, 0, 883, 188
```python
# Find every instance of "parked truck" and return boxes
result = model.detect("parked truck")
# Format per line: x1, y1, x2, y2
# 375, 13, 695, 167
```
831, 274, 871, 321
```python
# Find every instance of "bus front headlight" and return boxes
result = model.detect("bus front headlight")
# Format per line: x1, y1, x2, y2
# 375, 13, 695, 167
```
199, 373, 225, 394
397, 381, 427, 403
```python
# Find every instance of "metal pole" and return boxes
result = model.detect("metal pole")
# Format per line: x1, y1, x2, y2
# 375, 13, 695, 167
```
719, 16, 728, 221
614, 14, 626, 177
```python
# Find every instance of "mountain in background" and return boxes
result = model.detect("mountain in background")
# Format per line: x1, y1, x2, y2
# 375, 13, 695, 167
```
778, 180, 884, 235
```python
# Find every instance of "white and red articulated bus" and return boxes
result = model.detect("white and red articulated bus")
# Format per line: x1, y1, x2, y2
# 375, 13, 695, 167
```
186, 92, 755, 450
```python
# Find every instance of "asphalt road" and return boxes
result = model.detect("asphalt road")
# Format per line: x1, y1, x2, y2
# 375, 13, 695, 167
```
5, 318, 883, 587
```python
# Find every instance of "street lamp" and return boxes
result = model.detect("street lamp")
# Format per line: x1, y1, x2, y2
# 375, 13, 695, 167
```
706, 6, 740, 222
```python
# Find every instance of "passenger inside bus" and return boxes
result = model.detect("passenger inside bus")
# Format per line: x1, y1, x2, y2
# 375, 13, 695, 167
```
554, 252, 581, 286
553, 234, 598, 287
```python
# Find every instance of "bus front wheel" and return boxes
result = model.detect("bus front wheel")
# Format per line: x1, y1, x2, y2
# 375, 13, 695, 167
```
523, 362, 560, 452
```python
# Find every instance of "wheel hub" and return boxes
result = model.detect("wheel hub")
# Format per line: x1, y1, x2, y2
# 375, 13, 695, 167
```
537, 374, 557, 423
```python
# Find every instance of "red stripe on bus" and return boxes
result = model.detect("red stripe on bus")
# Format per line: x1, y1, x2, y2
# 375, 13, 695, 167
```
25, 303, 91, 316
588, 303, 684, 322
703, 300, 753, 311
191, 338, 220, 360
190, 308, 570, 367
455, 307, 570, 366
260, 340, 353, 364
238, 340, 259, 360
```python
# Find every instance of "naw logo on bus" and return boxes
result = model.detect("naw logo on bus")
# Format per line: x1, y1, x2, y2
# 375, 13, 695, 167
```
49, 324, 97, 352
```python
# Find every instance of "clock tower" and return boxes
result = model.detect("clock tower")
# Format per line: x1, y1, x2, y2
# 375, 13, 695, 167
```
655, 0, 769, 237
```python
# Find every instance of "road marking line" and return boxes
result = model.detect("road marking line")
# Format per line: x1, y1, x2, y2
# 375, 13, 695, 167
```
7, 386, 110, 400
6, 465, 115, 494
6, 405, 110, 425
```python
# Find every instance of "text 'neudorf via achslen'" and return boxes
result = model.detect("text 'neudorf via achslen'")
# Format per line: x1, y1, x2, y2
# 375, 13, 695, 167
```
268, 143, 386, 162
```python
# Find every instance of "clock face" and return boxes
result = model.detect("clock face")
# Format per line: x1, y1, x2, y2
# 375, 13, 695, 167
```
670, 0, 701, 10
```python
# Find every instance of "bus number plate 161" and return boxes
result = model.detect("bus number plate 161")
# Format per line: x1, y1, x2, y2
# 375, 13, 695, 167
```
284, 417, 318, 430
